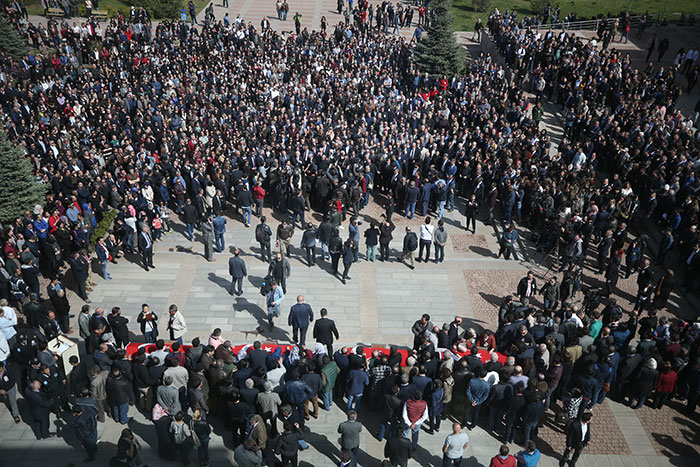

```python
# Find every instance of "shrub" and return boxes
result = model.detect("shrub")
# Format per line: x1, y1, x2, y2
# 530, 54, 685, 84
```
91, 209, 118, 246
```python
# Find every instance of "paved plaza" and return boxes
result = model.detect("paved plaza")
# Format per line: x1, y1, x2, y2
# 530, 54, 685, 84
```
1, 197, 699, 466
1, 4, 699, 467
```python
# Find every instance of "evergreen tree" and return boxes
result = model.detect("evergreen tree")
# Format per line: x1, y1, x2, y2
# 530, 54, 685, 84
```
0, 14, 28, 59
413, 0, 465, 78
0, 131, 46, 223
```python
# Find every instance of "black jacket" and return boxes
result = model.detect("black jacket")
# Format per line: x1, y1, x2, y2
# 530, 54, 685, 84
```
565, 420, 591, 449
107, 314, 130, 344
24, 388, 53, 419
384, 434, 413, 464
106, 374, 135, 406
313, 318, 339, 345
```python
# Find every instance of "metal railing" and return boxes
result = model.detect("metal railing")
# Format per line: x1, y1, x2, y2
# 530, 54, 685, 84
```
529, 15, 645, 32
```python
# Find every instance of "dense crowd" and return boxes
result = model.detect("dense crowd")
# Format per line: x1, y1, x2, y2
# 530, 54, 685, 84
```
0, 0, 699, 466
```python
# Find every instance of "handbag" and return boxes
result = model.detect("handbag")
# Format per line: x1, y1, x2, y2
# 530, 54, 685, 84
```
189, 420, 201, 447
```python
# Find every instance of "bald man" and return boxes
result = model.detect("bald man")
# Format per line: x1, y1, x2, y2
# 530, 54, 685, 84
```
288, 295, 314, 345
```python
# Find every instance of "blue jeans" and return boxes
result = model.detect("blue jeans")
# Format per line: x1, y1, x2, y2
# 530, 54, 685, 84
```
379, 417, 395, 440
101, 261, 109, 278
366, 245, 377, 261
523, 420, 537, 442
347, 393, 362, 412
405, 202, 416, 219
215, 233, 225, 252
434, 244, 444, 262
629, 395, 647, 409
124, 231, 134, 251
322, 391, 332, 410
403, 424, 421, 450
438, 200, 446, 219
144, 330, 156, 343
242, 206, 252, 225
320, 241, 329, 259
186, 223, 194, 241
176, 198, 184, 213
197, 436, 210, 463
112, 402, 129, 424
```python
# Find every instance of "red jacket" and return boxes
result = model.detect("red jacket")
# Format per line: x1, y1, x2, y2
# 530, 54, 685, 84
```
656, 370, 677, 393
489, 455, 516, 467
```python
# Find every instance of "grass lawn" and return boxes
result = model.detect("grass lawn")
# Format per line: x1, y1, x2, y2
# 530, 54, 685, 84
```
24, 0, 209, 19
451, 0, 700, 32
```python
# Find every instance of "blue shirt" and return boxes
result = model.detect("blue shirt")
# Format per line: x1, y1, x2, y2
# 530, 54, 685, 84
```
466, 378, 490, 405
517, 448, 541, 467
346, 369, 369, 396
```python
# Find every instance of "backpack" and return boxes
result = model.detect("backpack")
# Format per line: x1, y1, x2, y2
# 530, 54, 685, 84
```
255, 224, 265, 242
260, 274, 272, 296
172, 422, 189, 445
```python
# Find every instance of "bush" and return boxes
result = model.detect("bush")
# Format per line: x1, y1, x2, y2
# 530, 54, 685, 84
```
91, 209, 118, 246
472, 0, 491, 13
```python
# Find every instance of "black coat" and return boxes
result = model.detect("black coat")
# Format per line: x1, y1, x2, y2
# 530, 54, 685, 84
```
24, 388, 53, 419
69, 257, 89, 282
384, 434, 413, 464
565, 420, 591, 449
107, 314, 130, 344
183, 204, 199, 224
313, 318, 339, 345
106, 374, 135, 406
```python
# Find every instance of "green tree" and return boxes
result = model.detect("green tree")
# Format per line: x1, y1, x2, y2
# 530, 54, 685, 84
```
0, 14, 28, 59
472, 0, 491, 13
413, 0, 465, 78
0, 132, 47, 223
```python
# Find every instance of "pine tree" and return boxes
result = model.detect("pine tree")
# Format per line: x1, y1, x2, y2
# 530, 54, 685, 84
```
413, 0, 465, 78
0, 131, 46, 223
0, 14, 28, 59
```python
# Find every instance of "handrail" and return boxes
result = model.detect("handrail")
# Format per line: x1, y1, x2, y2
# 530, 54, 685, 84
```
524, 15, 646, 32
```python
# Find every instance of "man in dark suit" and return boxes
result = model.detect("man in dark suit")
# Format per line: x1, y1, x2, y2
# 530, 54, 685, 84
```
384, 427, 413, 467
248, 341, 269, 372
137, 225, 155, 271
107, 307, 130, 348
288, 295, 313, 346
636, 258, 653, 295
597, 230, 613, 274
228, 249, 247, 296
24, 380, 54, 439
68, 252, 90, 302
313, 308, 339, 356
560, 411, 592, 467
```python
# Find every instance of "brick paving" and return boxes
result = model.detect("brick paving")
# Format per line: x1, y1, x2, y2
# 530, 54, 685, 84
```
635, 400, 700, 458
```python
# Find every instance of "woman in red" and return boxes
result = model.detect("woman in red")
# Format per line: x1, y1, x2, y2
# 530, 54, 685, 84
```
652, 361, 678, 409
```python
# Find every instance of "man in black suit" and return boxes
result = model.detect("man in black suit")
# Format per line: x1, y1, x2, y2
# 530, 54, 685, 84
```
24, 380, 54, 439
597, 230, 613, 274
107, 306, 130, 348
636, 258, 653, 295
68, 252, 90, 302
313, 308, 339, 356
560, 411, 592, 467
248, 341, 269, 372
228, 249, 247, 296
137, 225, 155, 271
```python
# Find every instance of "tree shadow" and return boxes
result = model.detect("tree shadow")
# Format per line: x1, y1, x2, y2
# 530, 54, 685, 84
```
233, 296, 292, 342
469, 246, 495, 257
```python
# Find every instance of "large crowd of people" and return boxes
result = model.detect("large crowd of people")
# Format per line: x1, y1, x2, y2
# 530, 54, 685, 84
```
0, 0, 699, 466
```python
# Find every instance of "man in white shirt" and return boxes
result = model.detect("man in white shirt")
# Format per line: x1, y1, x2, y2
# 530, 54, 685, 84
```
0, 301, 18, 345
418, 217, 435, 263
